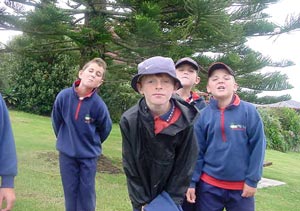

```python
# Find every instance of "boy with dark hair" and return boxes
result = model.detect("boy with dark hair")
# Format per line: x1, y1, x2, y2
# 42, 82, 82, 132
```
0, 94, 17, 211
120, 56, 199, 211
52, 58, 112, 211
186, 62, 266, 211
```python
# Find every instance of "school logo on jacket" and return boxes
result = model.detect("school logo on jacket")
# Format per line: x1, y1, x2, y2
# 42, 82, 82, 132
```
84, 114, 94, 124
230, 123, 246, 131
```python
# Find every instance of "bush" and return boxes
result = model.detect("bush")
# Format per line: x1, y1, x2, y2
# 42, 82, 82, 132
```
3, 54, 78, 115
272, 108, 300, 151
258, 108, 288, 152
258, 107, 300, 152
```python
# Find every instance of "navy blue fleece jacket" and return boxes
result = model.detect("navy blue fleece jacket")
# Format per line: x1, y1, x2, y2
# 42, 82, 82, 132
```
191, 95, 266, 188
0, 94, 17, 188
51, 81, 112, 158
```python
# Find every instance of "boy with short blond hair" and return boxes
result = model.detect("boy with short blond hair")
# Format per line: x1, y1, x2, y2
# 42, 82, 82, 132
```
52, 58, 112, 211
120, 56, 199, 211
186, 62, 266, 211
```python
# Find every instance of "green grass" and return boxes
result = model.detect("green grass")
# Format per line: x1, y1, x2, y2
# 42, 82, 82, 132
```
10, 111, 130, 211
7, 110, 300, 210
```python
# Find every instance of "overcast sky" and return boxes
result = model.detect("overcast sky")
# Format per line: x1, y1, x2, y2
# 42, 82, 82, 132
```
247, 0, 300, 101
1, 0, 299, 101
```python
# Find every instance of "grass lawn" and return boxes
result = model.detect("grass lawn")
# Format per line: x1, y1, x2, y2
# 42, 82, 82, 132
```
7, 110, 300, 211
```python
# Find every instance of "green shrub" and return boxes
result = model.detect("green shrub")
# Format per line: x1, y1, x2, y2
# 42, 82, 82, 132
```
4, 54, 78, 115
258, 107, 300, 152
272, 108, 300, 151
259, 108, 288, 152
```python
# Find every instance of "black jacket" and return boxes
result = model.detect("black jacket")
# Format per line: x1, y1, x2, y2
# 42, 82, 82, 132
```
120, 96, 199, 210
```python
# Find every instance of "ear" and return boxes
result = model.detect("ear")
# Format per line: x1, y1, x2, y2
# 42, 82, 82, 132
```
174, 82, 180, 90
194, 76, 200, 85
233, 82, 239, 92
78, 69, 83, 79
206, 84, 211, 94
137, 83, 144, 95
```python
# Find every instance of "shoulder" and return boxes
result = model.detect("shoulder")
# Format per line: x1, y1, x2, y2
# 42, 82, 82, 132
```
121, 104, 139, 121
194, 97, 207, 110
172, 95, 199, 122
0, 94, 5, 106
93, 94, 106, 105
56, 87, 72, 98
0, 94, 8, 112
239, 100, 259, 112
120, 104, 139, 130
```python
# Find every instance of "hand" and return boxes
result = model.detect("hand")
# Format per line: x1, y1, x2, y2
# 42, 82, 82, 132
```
0, 188, 16, 211
241, 183, 256, 198
186, 188, 196, 203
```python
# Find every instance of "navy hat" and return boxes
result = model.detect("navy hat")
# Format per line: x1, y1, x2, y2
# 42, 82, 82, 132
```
207, 62, 235, 78
175, 57, 199, 72
131, 56, 182, 92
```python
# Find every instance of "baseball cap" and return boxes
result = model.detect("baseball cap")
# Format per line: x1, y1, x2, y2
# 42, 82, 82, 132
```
175, 57, 199, 72
131, 56, 182, 92
207, 62, 235, 78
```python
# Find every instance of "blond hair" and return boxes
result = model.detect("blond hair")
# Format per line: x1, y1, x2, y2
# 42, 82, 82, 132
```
82, 58, 107, 77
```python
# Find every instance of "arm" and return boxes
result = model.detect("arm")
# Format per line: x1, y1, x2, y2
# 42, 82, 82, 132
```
190, 116, 206, 188
0, 95, 17, 210
245, 108, 266, 188
120, 117, 147, 209
51, 94, 63, 137
96, 102, 112, 143
165, 125, 199, 205
186, 116, 206, 203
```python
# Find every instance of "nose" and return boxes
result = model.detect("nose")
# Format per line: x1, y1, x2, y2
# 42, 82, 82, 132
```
155, 81, 163, 89
217, 78, 225, 84
183, 69, 189, 74
90, 71, 96, 78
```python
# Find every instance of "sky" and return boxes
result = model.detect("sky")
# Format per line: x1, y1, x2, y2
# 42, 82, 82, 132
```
0, 0, 299, 101
246, 0, 300, 102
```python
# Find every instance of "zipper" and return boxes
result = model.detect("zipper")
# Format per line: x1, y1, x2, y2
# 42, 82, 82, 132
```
220, 108, 226, 142
75, 99, 83, 120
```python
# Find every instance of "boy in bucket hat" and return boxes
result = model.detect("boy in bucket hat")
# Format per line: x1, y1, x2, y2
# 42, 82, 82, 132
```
186, 62, 266, 211
120, 56, 199, 211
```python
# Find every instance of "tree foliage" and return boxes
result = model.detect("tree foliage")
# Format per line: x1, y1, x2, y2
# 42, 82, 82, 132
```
0, 0, 299, 119
0, 35, 79, 115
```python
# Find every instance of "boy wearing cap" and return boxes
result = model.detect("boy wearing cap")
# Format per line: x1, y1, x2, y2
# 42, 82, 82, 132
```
175, 58, 206, 211
175, 57, 206, 111
51, 58, 112, 211
186, 62, 266, 211
120, 56, 199, 211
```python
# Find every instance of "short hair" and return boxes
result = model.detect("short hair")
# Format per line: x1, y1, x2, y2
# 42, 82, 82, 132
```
81, 58, 107, 78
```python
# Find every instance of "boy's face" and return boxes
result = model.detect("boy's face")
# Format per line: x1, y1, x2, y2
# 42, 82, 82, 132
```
176, 64, 200, 88
79, 63, 105, 89
137, 73, 178, 108
207, 69, 237, 100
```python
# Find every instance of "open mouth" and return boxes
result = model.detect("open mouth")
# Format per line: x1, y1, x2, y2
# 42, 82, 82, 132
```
217, 86, 225, 90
